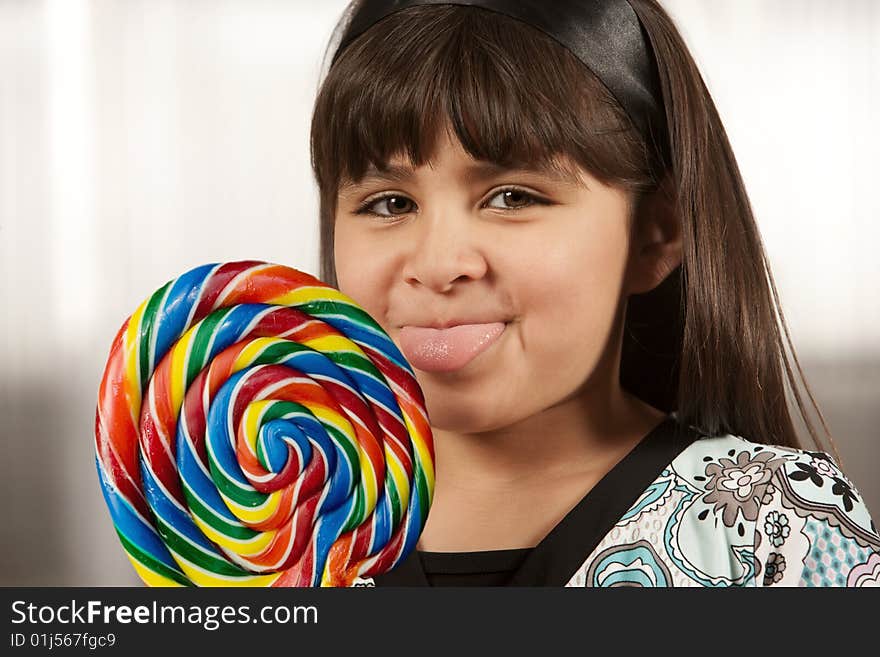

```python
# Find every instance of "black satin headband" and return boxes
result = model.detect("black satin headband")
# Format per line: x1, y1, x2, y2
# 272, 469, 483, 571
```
331, 0, 666, 144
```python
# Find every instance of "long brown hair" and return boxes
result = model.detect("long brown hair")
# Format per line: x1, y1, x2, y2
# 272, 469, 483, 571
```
309, 0, 836, 456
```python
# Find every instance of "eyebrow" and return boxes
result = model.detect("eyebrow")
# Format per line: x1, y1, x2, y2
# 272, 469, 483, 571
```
339, 160, 584, 190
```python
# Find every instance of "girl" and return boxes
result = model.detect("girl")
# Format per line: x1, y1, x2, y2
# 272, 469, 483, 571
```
309, 0, 880, 586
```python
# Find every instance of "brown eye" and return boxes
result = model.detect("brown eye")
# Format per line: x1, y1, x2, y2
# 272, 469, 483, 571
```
384, 196, 414, 214
360, 195, 415, 217
485, 188, 540, 210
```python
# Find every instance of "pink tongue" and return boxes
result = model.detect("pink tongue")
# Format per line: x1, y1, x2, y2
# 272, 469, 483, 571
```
399, 323, 506, 372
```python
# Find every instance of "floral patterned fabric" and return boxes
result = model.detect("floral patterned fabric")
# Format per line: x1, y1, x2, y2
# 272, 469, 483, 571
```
565, 435, 880, 587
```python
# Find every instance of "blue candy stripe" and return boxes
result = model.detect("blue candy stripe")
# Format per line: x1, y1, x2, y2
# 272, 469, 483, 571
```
153, 263, 218, 367
140, 453, 242, 563
95, 457, 186, 578
310, 310, 412, 375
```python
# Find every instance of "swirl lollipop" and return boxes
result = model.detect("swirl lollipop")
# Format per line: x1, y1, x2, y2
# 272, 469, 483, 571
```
94, 261, 434, 586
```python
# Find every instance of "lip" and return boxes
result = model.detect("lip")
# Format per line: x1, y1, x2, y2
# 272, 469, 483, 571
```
398, 321, 509, 373
404, 318, 511, 330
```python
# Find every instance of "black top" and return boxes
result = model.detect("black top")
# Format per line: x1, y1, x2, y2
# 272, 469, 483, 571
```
372, 415, 699, 586
417, 547, 534, 586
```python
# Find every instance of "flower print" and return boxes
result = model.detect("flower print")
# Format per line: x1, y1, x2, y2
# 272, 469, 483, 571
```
790, 452, 859, 513
831, 476, 857, 512
806, 452, 838, 478
764, 511, 790, 548
807, 451, 859, 489
703, 450, 786, 527
763, 552, 786, 586
789, 462, 824, 487
761, 483, 776, 506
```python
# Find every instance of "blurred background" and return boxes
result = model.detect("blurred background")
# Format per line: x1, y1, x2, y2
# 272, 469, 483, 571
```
1, 0, 878, 586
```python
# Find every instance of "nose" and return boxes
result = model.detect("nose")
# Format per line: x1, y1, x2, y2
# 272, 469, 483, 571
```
401, 204, 488, 293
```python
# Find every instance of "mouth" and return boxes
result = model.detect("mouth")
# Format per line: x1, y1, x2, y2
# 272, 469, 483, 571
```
401, 314, 512, 329
398, 321, 509, 373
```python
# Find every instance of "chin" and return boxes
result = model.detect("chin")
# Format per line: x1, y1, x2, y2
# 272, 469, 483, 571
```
423, 399, 509, 434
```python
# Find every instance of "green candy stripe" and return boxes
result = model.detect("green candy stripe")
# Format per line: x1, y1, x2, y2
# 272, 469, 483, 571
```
138, 281, 172, 392
117, 529, 192, 587
182, 480, 258, 541
186, 306, 236, 386
295, 299, 384, 334
155, 517, 250, 577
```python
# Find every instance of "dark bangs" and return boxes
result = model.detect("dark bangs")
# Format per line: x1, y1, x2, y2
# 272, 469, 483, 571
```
310, 4, 659, 231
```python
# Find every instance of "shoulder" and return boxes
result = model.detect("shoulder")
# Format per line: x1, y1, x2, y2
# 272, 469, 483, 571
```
671, 432, 880, 586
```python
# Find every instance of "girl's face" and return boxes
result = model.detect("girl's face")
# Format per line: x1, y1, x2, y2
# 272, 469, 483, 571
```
334, 129, 637, 433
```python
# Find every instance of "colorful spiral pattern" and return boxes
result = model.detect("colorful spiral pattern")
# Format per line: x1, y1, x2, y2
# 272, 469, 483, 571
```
94, 261, 434, 587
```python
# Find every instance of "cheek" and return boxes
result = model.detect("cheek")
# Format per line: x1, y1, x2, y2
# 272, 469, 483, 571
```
513, 219, 630, 376
517, 215, 629, 307
333, 223, 377, 304
333, 224, 392, 324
